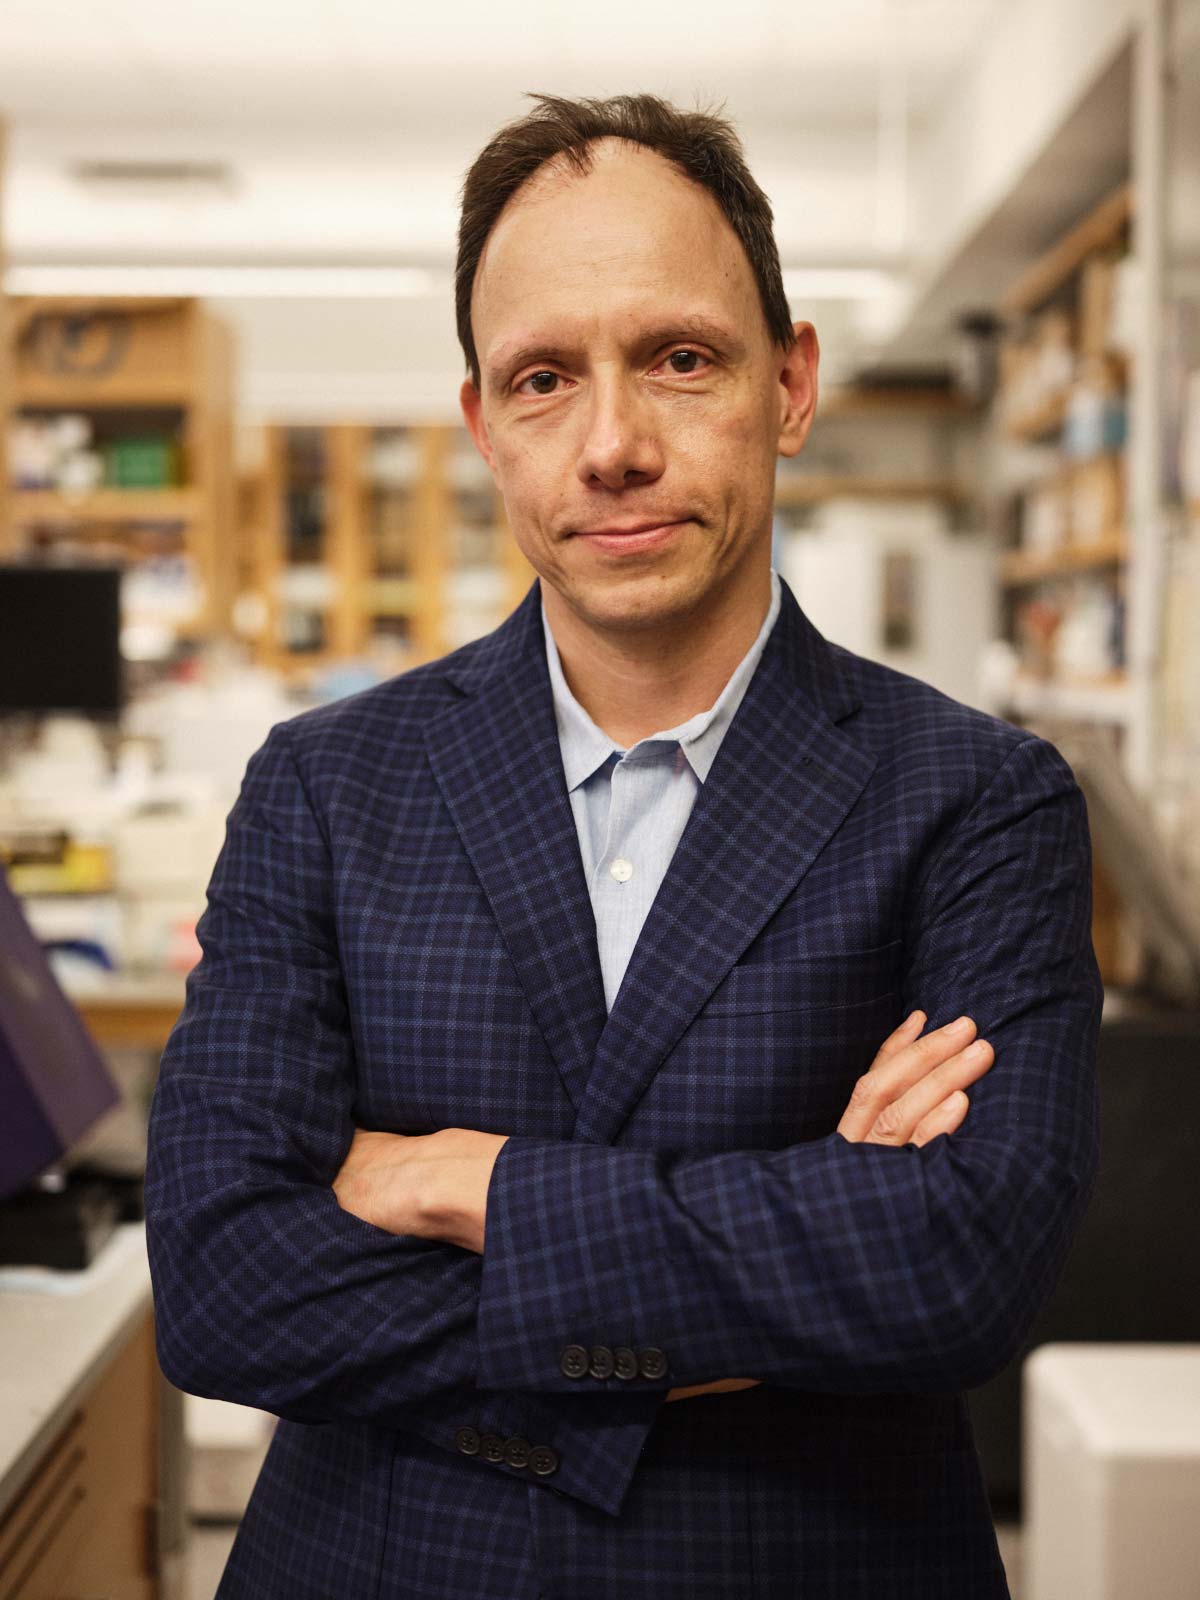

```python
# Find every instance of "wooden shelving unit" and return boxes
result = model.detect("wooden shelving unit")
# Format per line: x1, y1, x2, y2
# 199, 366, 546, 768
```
999, 528, 1126, 586
245, 422, 533, 679
3, 296, 236, 639
774, 380, 982, 537
988, 178, 1148, 986
775, 472, 970, 506
990, 182, 1135, 728
11, 486, 201, 521
1000, 183, 1133, 319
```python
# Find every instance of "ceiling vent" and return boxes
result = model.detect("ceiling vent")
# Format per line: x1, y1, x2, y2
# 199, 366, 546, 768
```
68, 160, 235, 196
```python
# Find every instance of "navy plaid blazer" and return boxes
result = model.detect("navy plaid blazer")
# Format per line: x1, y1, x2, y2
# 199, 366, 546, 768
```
144, 573, 1101, 1598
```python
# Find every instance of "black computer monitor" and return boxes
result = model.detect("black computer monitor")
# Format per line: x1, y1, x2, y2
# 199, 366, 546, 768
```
0, 869, 121, 1203
0, 565, 123, 717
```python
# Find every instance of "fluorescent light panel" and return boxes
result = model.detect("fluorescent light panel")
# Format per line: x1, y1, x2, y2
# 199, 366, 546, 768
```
4, 265, 448, 298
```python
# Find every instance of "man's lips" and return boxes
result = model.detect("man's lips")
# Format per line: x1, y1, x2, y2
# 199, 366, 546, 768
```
569, 520, 691, 555
572, 519, 689, 537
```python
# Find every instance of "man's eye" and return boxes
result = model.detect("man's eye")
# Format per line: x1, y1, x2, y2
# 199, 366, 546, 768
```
665, 349, 706, 374
519, 371, 560, 395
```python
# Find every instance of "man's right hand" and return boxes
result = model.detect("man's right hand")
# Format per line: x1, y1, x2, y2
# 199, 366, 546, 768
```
664, 1010, 994, 1402
836, 1009, 994, 1147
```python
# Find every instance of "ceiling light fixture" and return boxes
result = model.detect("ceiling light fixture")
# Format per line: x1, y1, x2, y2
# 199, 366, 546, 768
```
3, 264, 449, 298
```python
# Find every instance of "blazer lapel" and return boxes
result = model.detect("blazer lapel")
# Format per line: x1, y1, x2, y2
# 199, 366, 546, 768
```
424, 581, 607, 1113
572, 580, 879, 1147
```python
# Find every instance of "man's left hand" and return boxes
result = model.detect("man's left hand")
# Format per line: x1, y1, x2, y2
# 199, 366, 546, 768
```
332, 1127, 509, 1254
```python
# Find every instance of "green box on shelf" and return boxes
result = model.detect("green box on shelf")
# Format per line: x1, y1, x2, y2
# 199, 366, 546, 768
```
104, 438, 181, 489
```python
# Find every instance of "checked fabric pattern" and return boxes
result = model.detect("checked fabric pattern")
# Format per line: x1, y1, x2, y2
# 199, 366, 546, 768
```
143, 573, 1100, 1598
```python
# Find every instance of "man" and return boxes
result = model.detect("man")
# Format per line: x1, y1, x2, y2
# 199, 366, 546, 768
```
145, 93, 1101, 1599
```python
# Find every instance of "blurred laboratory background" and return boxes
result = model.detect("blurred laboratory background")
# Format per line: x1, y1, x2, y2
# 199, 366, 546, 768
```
0, 2, 1198, 1597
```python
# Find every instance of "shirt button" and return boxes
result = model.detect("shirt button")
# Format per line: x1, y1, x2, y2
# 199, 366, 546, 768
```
609, 857, 634, 882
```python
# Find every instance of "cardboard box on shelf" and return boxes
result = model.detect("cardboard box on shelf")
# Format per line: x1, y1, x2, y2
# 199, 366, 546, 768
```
1078, 253, 1119, 358
1069, 455, 1125, 545
1022, 477, 1070, 555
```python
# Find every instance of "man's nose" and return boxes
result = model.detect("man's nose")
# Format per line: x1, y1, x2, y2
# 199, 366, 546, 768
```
575, 375, 664, 490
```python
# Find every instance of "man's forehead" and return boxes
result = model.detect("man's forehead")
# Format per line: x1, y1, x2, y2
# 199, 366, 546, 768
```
477, 140, 735, 282
473, 146, 755, 363
513, 135, 679, 199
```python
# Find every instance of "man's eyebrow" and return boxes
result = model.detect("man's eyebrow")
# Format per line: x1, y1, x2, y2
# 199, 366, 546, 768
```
486, 341, 573, 387
640, 316, 741, 351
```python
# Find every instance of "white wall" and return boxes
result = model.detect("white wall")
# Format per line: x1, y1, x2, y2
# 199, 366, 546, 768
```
781, 512, 997, 709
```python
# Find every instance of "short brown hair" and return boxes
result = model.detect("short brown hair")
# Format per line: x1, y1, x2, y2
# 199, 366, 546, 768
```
455, 91, 795, 388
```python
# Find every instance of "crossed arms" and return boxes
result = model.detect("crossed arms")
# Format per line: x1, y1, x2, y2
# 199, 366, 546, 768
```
329, 1005, 1000, 1399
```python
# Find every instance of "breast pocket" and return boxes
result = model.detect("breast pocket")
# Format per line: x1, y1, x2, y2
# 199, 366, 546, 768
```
630, 941, 906, 1151
703, 938, 903, 1016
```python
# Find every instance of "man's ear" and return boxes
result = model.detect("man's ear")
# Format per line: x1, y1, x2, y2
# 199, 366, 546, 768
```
777, 321, 819, 460
460, 379, 497, 471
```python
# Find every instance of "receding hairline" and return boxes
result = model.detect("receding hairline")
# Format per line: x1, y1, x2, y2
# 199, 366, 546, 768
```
477, 134, 717, 243
471, 135, 752, 335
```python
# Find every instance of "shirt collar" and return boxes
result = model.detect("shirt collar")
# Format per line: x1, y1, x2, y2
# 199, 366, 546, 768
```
542, 569, 782, 791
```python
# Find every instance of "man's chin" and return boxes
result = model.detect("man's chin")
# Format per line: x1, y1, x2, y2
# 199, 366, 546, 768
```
556, 566, 709, 634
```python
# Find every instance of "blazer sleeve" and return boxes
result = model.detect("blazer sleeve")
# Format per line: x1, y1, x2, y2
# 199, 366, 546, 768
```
473, 732, 1104, 1395
144, 718, 490, 1419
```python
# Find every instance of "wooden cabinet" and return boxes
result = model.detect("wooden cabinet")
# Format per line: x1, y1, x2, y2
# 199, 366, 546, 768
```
0, 1308, 161, 1600
243, 420, 533, 679
3, 296, 236, 642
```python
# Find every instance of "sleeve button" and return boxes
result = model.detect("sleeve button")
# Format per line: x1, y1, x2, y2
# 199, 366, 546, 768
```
560, 1344, 589, 1379
528, 1444, 560, 1476
503, 1436, 532, 1469
613, 1346, 640, 1380
454, 1426, 481, 1456
638, 1346, 668, 1379
588, 1344, 615, 1379
479, 1432, 506, 1463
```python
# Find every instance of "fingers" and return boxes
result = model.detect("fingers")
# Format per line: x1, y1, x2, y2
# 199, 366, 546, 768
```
665, 1377, 761, 1403
910, 1089, 970, 1147
838, 1014, 994, 1145
864, 1034, 993, 1148
871, 1008, 926, 1063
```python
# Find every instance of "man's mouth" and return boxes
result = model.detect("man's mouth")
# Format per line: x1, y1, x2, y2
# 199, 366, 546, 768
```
570, 520, 691, 553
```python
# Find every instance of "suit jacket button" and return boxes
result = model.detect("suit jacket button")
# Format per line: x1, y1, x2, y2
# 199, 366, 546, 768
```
638, 1346, 668, 1380
560, 1344, 589, 1379
503, 1436, 532, 1469
588, 1344, 615, 1379
479, 1432, 506, 1464
613, 1346, 640, 1381
528, 1444, 559, 1477
454, 1426, 481, 1456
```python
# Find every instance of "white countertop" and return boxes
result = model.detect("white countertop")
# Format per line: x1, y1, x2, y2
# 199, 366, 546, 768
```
0, 1223, 153, 1521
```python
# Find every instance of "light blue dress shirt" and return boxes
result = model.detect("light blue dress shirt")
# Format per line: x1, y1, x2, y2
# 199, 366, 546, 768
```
541, 569, 782, 1011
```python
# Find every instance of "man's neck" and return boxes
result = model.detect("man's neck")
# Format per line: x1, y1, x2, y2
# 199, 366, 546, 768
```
544, 565, 774, 749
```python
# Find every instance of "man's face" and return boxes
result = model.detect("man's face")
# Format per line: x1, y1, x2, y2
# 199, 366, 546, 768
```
461, 138, 817, 637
